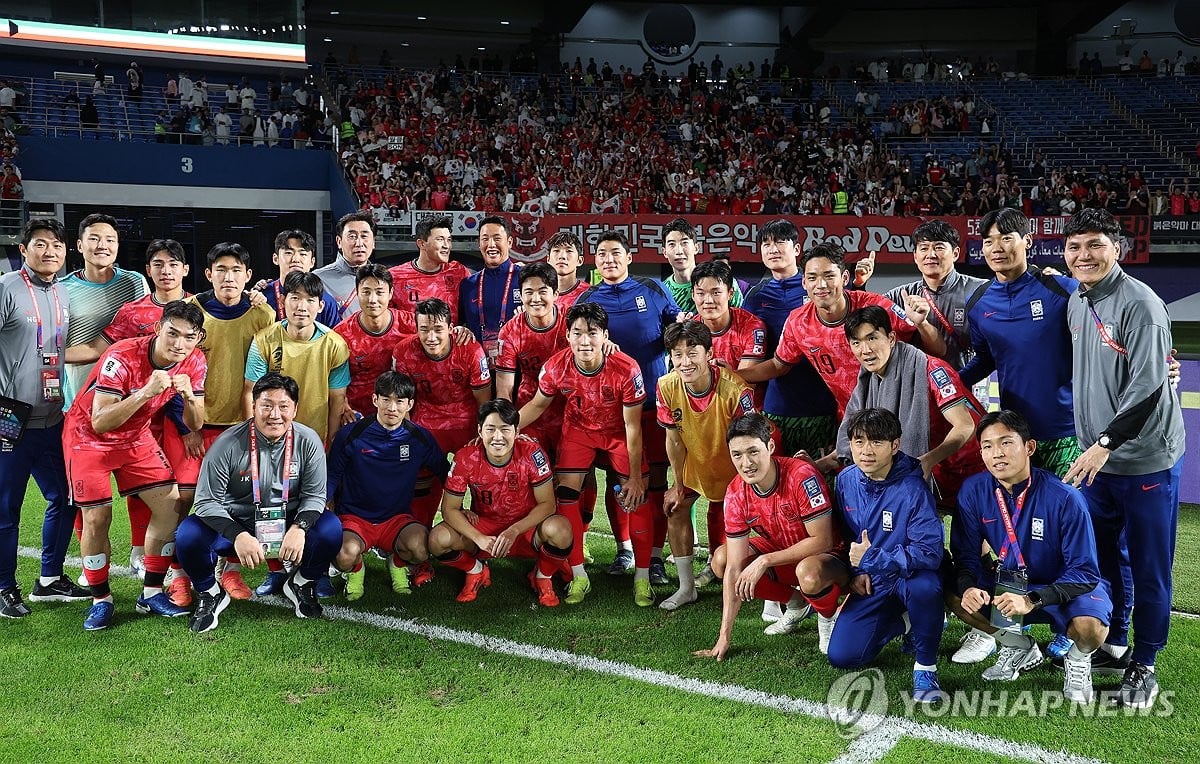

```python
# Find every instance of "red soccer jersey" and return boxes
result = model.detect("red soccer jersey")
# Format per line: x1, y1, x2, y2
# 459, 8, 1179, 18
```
925, 356, 985, 474
496, 310, 568, 407
65, 335, 207, 447
776, 291, 917, 416
444, 435, 554, 527
334, 309, 414, 415
537, 348, 645, 439
388, 260, 471, 323
694, 307, 768, 369
101, 294, 190, 344
723, 456, 834, 554
554, 279, 591, 309
391, 334, 491, 439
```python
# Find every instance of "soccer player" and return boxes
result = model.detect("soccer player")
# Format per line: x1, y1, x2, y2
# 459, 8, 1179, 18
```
179, 373, 341, 633
693, 413, 843, 661
389, 215, 470, 322
1061, 208, 1185, 708
690, 260, 768, 373
655, 321, 755, 610
825, 409, 947, 704
950, 410, 1111, 704
327, 371, 450, 600
63, 300, 207, 630
660, 217, 744, 312
576, 230, 681, 583
0, 218, 89, 617
831, 306, 985, 511
314, 211, 377, 321
740, 242, 943, 418
430, 399, 572, 606
333, 264, 414, 418
459, 216, 521, 362
547, 231, 590, 308
519, 303, 655, 606
258, 229, 341, 326
244, 271, 351, 446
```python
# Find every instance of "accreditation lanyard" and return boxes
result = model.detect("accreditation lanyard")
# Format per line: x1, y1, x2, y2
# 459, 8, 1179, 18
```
478, 262, 515, 336
1086, 300, 1127, 356
249, 425, 294, 509
994, 480, 1030, 570
921, 285, 954, 336
20, 271, 63, 353
272, 281, 286, 320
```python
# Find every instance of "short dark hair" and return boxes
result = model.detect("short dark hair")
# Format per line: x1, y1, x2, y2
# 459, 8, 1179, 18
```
802, 241, 848, 273
477, 398, 520, 428
274, 229, 316, 253
596, 229, 630, 251
979, 208, 1029, 238
663, 217, 697, 243
912, 219, 960, 248
547, 231, 584, 256
664, 320, 712, 352
756, 218, 798, 246
976, 409, 1032, 443
374, 370, 416, 400
282, 270, 325, 297
416, 215, 453, 241
253, 372, 299, 403
206, 242, 250, 267
1063, 208, 1123, 242
726, 411, 773, 444
159, 299, 205, 331
479, 215, 510, 235
355, 262, 393, 288
414, 297, 452, 325
566, 302, 608, 331
336, 211, 377, 237
146, 238, 187, 264
518, 261, 557, 289
77, 213, 119, 240
691, 260, 735, 291
22, 217, 67, 247
844, 306, 892, 340
845, 408, 902, 442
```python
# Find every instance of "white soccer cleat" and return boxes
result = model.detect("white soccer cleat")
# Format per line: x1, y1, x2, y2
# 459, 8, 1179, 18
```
764, 603, 812, 635
817, 613, 838, 655
951, 628, 999, 664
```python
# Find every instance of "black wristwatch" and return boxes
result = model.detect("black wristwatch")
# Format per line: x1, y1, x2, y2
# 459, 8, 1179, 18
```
294, 517, 311, 532
1097, 432, 1114, 450
1026, 589, 1043, 609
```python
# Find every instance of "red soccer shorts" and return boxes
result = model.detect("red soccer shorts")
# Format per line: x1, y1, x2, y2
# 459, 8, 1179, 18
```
339, 512, 423, 552
747, 536, 801, 587
471, 514, 538, 560
640, 409, 668, 467
65, 435, 175, 509
430, 423, 478, 457
555, 427, 648, 479
159, 425, 224, 489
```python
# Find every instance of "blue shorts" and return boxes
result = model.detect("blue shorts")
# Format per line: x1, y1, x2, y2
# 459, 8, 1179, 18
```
1022, 578, 1113, 631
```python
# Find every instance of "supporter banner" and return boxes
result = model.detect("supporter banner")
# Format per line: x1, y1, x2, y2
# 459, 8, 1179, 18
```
964, 215, 1150, 265
1150, 215, 1200, 241
410, 210, 491, 236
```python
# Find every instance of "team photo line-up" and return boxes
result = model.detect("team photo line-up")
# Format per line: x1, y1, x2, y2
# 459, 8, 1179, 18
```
0, 205, 1182, 711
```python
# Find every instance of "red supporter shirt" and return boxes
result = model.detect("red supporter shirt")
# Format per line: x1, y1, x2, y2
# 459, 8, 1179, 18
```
776, 291, 917, 416
694, 308, 768, 368
388, 260, 471, 323
444, 436, 553, 527
925, 356, 985, 475
537, 348, 645, 439
723, 456, 834, 554
333, 309, 414, 415
102, 294, 190, 343
554, 280, 591, 309
391, 335, 491, 443
65, 335, 206, 447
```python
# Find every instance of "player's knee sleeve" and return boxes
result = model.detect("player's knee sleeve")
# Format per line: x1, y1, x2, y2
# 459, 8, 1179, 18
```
555, 485, 581, 502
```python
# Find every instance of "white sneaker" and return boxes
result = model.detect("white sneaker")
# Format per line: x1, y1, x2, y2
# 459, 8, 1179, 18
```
694, 564, 717, 588
764, 603, 812, 635
818, 613, 838, 654
982, 639, 1043, 681
1063, 651, 1094, 703
659, 587, 698, 611
762, 600, 784, 623
952, 628, 998, 664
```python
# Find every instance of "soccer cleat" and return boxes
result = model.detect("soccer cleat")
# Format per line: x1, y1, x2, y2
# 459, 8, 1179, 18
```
951, 628, 998, 664
83, 600, 115, 631
220, 569, 253, 600
1062, 651, 1094, 704
564, 576, 591, 605
282, 573, 323, 619
1047, 633, 1075, 661
0, 586, 32, 618
28, 575, 91, 603
254, 571, 288, 597
1089, 647, 1132, 676
648, 557, 669, 586
582, 541, 594, 564
1113, 662, 1159, 709
128, 551, 146, 581
370, 547, 388, 561
388, 560, 411, 595
633, 578, 654, 607
912, 670, 948, 704
167, 574, 193, 608
762, 599, 784, 623
135, 592, 189, 618
694, 563, 717, 588
316, 575, 336, 599
411, 561, 435, 588
533, 576, 560, 607
344, 566, 366, 601
606, 548, 634, 576
817, 613, 838, 655
455, 564, 492, 603
189, 588, 230, 634
659, 587, 699, 611
982, 639, 1043, 681
764, 603, 813, 636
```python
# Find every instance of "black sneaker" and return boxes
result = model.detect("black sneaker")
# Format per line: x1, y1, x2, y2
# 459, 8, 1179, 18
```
189, 588, 231, 634
0, 586, 31, 618
28, 575, 92, 602
1055, 646, 1132, 675
1113, 662, 1160, 708
282, 573, 323, 619
649, 557, 670, 586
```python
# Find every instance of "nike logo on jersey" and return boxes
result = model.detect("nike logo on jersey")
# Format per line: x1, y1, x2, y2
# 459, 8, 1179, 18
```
360, 448, 377, 455
1142, 483, 1161, 491
983, 311, 998, 318
982, 517, 997, 524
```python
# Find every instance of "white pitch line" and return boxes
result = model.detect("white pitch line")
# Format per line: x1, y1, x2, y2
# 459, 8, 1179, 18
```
829, 723, 904, 763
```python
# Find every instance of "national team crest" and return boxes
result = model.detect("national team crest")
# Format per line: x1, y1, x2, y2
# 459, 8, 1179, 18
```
398, 444, 410, 460
882, 510, 893, 531
635, 295, 647, 312
1031, 517, 1044, 540
953, 308, 965, 326
802, 476, 826, 508
1030, 299, 1044, 320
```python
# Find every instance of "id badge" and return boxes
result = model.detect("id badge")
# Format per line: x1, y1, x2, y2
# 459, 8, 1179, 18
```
254, 505, 286, 558
41, 352, 59, 367
990, 568, 1029, 632
41, 370, 62, 402
482, 333, 500, 361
